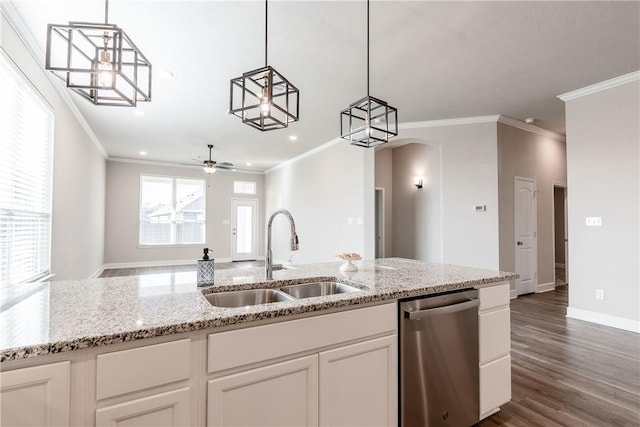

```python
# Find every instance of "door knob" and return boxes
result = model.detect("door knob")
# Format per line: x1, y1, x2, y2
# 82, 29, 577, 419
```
517, 241, 523, 246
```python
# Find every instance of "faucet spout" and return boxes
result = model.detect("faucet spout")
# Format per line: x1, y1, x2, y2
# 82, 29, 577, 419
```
266, 209, 299, 280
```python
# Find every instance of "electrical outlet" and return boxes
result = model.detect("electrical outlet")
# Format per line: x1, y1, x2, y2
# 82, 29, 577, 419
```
595, 289, 605, 300
586, 217, 602, 226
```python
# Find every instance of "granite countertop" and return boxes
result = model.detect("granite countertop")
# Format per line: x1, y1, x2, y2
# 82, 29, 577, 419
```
0, 258, 516, 362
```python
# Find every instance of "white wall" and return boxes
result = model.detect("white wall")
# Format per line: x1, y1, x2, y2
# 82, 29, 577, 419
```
374, 148, 393, 257
382, 121, 500, 270
104, 160, 264, 265
2, 9, 106, 280
562, 75, 640, 331
265, 141, 372, 264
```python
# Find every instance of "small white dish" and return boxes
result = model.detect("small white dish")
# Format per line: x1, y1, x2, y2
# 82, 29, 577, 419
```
339, 260, 358, 272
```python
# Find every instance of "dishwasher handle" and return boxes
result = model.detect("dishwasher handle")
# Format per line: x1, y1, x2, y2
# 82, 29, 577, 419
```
405, 298, 479, 320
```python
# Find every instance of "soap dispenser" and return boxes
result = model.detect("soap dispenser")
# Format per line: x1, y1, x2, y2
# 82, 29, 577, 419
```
197, 248, 215, 287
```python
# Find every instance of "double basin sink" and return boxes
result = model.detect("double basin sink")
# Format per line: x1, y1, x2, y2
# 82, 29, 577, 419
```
203, 280, 362, 308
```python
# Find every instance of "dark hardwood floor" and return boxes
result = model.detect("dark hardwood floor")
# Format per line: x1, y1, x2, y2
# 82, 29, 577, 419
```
480, 285, 640, 427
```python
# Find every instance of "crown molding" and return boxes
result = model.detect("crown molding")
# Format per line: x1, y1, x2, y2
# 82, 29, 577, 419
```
557, 70, 640, 102
400, 115, 501, 130
108, 157, 265, 175
265, 137, 343, 174
497, 115, 566, 142
1, 2, 108, 158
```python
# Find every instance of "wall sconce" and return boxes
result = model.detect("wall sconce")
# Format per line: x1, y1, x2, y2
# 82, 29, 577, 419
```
413, 176, 423, 189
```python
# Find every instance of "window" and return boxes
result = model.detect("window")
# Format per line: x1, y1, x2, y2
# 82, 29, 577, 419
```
139, 176, 206, 245
234, 180, 256, 195
0, 52, 54, 284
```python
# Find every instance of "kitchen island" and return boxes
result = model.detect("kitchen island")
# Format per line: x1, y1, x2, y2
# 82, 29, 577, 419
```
1, 258, 516, 426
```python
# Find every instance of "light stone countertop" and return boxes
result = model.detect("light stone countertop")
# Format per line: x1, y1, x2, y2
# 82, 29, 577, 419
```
0, 258, 516, 362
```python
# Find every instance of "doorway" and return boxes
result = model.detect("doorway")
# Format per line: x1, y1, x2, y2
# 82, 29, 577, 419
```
375, 188, 385, 258
553, 185, 568, 286
231, 199, 258, 261
515, 177, 538, 295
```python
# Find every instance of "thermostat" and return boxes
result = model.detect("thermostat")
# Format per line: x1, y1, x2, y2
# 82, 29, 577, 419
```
473, 205, 486, 212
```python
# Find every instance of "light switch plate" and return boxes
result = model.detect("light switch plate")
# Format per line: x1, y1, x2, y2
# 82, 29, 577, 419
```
586, 217, 602, 226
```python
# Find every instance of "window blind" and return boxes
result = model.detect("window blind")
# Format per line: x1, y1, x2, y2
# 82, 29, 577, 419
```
0, 52, 54, 284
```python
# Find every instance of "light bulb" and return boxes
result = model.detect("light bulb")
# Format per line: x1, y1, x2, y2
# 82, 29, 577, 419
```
260, 87, 271, 115
98, 49, 113, 87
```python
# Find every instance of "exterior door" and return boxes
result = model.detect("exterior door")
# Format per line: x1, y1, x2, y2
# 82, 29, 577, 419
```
231, 199, 258, 261
515, 177, 538, 295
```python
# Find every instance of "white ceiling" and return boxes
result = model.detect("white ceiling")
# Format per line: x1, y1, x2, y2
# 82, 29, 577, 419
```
8, 0, 640, 171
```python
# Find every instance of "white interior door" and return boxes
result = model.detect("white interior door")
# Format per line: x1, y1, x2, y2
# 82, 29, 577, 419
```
231, 199, 257, 261
515, 177, 538, 295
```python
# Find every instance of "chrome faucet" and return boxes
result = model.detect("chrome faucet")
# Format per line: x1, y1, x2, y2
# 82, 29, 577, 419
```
265, 209, 299, 280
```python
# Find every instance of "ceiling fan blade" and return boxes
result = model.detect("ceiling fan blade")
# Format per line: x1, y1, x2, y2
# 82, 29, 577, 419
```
217, 162, 234, 167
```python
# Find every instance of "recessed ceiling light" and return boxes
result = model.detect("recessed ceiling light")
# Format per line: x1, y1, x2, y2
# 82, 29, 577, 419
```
139, 151, 147, 156
246, 162, 252, 167
133, 110, 145, 117
156, 68, 175, 79
289, 135, 298, 141
524, 117, 535, 124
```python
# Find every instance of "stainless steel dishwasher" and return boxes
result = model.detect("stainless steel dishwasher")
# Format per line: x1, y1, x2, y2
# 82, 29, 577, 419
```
399, 289, 480, 427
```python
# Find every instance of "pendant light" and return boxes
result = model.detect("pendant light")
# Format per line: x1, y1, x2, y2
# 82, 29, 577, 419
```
45, 0, 152, 107
229, 0, 300, 131
340, 0, 397, 147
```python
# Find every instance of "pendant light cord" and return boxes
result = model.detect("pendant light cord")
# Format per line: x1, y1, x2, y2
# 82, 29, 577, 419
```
264, 0, 268, 66
366, 0, 370, 97
104, 0, 109, 24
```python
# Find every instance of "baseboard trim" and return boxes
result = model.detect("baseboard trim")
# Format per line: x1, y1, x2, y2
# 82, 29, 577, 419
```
510, 289, 518, 299
566, 307, 640, 333
536, 282, 555, 293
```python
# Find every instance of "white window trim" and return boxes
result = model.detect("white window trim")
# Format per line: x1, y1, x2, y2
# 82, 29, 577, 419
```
138, 174, 206, 247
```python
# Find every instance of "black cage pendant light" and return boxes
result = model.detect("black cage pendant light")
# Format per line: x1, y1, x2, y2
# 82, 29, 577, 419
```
45, 0, 152, 107
340, 0, 397, 148
229, 0, 300, 131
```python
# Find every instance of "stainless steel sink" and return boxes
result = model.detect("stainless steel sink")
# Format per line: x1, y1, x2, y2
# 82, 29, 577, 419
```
278, 281, 362, 299
204, 289, 295, 308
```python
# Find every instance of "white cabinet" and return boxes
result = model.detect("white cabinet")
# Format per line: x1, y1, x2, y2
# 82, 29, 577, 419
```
96, 387, 191, 427
94, 339, 194, 427
0, 361, 70, 427
478, 283, 511, 419
319, 336, 397, 427
208, 355, 318, 427
207, 303, 398, 427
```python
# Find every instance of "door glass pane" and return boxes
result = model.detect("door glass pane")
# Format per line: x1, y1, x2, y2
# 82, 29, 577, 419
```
236, 206, 253, 254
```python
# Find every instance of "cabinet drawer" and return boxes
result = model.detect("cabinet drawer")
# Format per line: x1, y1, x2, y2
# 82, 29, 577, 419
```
96, 339, 191, 400
208, 303, 396, 373
479, 283, 510, 311
479, 307, 510, 363
479, 354, 511, 417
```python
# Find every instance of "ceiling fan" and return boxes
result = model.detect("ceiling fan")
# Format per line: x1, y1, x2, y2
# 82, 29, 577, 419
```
198, 144, 235, 174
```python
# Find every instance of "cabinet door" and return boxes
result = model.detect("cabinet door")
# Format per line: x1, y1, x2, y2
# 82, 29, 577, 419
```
480, 355, 512, 418
319, 336, 398, 427
1, 361, 70, 427
208, 355, 318, 427
95, 387, 191, 427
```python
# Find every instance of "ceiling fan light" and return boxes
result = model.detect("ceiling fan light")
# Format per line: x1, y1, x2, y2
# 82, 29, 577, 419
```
203, 165, 216, 174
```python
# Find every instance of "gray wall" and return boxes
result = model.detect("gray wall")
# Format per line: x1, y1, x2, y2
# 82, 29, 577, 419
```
104, 160, 264, 264
2, 10, 106, 280
564, 79, 639, 325
265, 142, 373, 264
389, 143, 442, 262
497, 123, 567, 289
